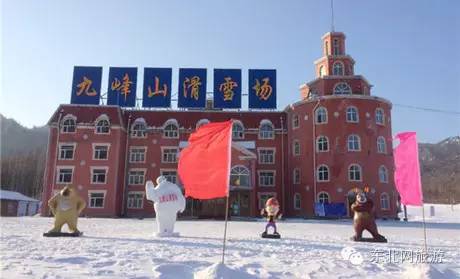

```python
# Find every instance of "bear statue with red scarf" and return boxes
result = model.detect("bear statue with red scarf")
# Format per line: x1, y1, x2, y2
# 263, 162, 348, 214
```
351, 188, 387, 242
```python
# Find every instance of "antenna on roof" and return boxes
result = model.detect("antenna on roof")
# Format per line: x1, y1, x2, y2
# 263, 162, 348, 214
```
331, 0, 335, 32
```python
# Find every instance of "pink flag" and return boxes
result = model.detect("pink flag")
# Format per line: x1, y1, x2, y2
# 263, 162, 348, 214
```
393, 132, 423, 206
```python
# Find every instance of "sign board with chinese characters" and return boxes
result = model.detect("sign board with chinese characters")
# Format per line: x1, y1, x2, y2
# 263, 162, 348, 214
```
142, 68, 172, 108
248, 69, 276, 109
213, 69, 241, 109
107, 67, 137, 107
177, 68, 207, 108
70, 66, 102, 105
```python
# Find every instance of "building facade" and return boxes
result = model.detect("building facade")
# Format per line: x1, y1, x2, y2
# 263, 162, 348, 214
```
41, 31, 398, 219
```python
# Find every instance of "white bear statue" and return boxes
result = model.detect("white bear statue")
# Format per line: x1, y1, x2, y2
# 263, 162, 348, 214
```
145, 176, 186, 237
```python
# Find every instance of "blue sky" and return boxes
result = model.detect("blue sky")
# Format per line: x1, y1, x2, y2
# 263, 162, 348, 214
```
1, 0, 459, 143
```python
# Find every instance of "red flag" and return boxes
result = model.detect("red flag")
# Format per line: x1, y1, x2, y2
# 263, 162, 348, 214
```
178, 120, 232, 199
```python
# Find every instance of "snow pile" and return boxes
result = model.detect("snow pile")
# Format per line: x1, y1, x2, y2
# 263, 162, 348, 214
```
194, 263, 256, 279
402, 264, 449, 279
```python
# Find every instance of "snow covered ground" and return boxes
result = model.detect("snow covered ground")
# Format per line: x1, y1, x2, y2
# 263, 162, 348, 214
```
1, 204, 459, 279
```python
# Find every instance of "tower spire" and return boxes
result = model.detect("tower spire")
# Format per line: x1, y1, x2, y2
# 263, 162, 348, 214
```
331, 0, 335, 32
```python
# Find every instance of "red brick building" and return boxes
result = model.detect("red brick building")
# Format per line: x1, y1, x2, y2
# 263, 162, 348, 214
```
41, 31, 398, 219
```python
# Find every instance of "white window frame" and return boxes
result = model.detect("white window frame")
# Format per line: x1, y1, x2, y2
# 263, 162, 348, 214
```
347, 134, 361, 152
88, 190, 106, 209
292, 114, 300, 129
232, 120, 245, 140
128, 169, 146, 185
293, 140, 300, 156
294, 193, 301, 210
58, 143, 76, 160
161, 147, 178, 163
377, 136, 387, 154
348, 164, 362, 182
333, 38, 340, 55
333, 82, 352, 95
129, 146, 147, 163
346, 106, 359, 123
293, 168, 301, 185
379, 165, 388, 183
259, 120, 274, 140
160, 169, 178, 184
56, 166, 74, 184
92, 143, 110, 160
196, 119, 210, 130
95, 115, 110, 134
316, 164, 329, 182
258, 170, 276, 187
258, 148, 276, 165
90, 166, 108, 185
318, 191, 330, 204
127, 191, 145, 209
163, 121, 179, 139
375, 108, 385, 126
315, 107, 328, 124
316, 136, 329, 152
131, 119, 147, 138
258, 192, 277, 209
61, 115, 77, 133
380, 193, 390, 210
332, 61, 344, 76
230, 165, 251, 188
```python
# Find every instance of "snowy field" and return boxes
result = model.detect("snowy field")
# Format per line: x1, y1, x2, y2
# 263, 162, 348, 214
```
1, 204, 459, 279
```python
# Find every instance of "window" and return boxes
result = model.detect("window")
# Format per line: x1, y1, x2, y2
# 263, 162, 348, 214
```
61, 116, 76, 133
318, 192, 330, 204
258, 193, 276, 209
57, 167, 73, 183
347, 134, 361, 151
161, 170, 177, 184
196, 119, 210, 129
163, 123, 179, 138
333, 39, 340, 55
259, 121, 274, 139
379, 165, 388, 183
292, 115, 299, 129
258, 149, 275, 164
259, 171, 275, 187
325, 41, 329, 55
91, 168, 107, 184
316, 136, 329, 152
293, 168, 300, 184
127, 192, 144, 209
346, 107, 359, 123
129, 147, 146, 163
89, 192, 105, 208
95, 118, 110, 134
377, 136, 387, 154
59, 144, 75, 160
131, 121, 146, 138
230, 166, 250, 188
293, 140, 300, 156
128, 170, 145, 185
317, 165, 329, 182
315, 107, 328, 124
319, 65, 326, 77
232, 121, 244, 139
349, 164, 362, 182
380, 193, 390, 210
162, 148, 178, 163
375, 108, 385, 125
333, 62, 344, 76
333, 82, 352, 95
294, 193, 301, 210
93, 145, 109, 160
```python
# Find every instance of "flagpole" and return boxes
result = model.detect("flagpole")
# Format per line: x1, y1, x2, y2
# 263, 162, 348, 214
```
421, 203, 428, 252
221, 193, 230, 264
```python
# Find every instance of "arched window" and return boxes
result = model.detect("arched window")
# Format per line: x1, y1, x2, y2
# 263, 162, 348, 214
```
61, 115, 76, 133
259, 120, 274, 139
232, 121, 244, 139
131, 119, 146, 138
377, 136, 387, 154
379, 165, 388, 183
293, 140, 300, 156
293, 168, 300, 184
325, 41, 329, 55
380, 193, 390, 210
346, 106, 359, 123
196, 119, 210, 130
318, 192, 330, 204
95, 116, 110, 134
333, 62, 344, 76
230, 165, 250, 188
333, 39, 340, 55
333, 82, 352, 95
319, 65, 326, 77
348, 164, 362, 181
292, 115, 299, 129
347, 134, 361, 151
317, 165, 329, 182
294, 193, 301, 209
315, 107, 328, 124
375, 108, 385, 125
316, 136, 329, 152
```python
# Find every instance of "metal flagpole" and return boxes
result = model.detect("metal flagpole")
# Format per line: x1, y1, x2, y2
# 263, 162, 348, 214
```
421, 203, 428, 252
221, 193, 230, 264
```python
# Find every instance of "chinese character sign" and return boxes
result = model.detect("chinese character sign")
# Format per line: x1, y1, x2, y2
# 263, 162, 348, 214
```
70, 66, 102, 105
213, 69, 241, 109
142, 68, 172, 108
248, 69, 276, 109
107, 67, 137, 107
178, 68, 207, 108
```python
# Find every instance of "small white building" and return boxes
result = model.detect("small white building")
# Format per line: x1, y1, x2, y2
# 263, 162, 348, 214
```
0, 190, 40, 216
